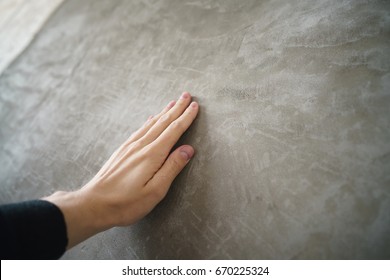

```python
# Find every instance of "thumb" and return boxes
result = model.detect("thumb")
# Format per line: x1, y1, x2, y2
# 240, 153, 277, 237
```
146, 145, 194, 200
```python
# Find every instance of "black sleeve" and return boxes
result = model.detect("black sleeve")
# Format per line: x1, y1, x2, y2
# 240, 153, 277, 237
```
0, 200, 68, 259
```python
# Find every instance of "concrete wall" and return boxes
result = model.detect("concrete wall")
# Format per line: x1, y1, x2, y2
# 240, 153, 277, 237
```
0, 0, 389, 259
0, 0, 64, 74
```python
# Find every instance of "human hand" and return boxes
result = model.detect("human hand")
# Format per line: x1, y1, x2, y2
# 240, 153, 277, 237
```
44, 92, 199, 248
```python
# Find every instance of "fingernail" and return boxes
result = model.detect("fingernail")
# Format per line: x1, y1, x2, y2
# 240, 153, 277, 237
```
167, 100, 176, 108
180, 146, 194, 161
191, 102, 198, 109
181, 92, 190, 99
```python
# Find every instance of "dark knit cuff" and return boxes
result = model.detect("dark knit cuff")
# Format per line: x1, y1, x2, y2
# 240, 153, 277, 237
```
0, 200, 68, 259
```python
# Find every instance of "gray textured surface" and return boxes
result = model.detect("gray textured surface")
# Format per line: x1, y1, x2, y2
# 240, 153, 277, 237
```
1, 0, 390, 259
0, 0, 64, 74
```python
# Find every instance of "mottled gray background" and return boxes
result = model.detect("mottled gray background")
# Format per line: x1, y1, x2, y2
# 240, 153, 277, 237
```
0, 0, 389, 259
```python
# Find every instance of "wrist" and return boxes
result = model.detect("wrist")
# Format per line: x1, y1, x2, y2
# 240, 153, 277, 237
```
42, 189, 111, 249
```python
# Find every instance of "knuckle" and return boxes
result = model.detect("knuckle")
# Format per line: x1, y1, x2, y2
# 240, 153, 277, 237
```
170, 120, 184, 131
128, 132, 137, 139
133, 138, 147, 149
141, 143, 155, 156
117, 142, 129, 153
124, 134, 136, 146
149, 182, 168, 200
149, 115, 159, 123
158, 113, 172, 124
139, 145, 166, 166
138, 146, 152, 160
147, 143, 167, 158
143, 118, 152, 127
122, 140, 145, 156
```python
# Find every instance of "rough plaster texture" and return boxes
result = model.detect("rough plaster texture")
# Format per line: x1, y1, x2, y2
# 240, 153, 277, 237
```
0, 0, 65, 74
0, 0, 389, 259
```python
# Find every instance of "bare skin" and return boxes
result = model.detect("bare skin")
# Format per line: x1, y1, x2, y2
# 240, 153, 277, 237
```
43, 92, 199, 249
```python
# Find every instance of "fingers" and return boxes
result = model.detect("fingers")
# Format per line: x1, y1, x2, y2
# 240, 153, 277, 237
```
139, 92, 193, 145
152, 101, 199, 155
93, 100, 176, 178
146, 145, 194, 200
95, 93, 198, 180
126, 100, 176, 144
